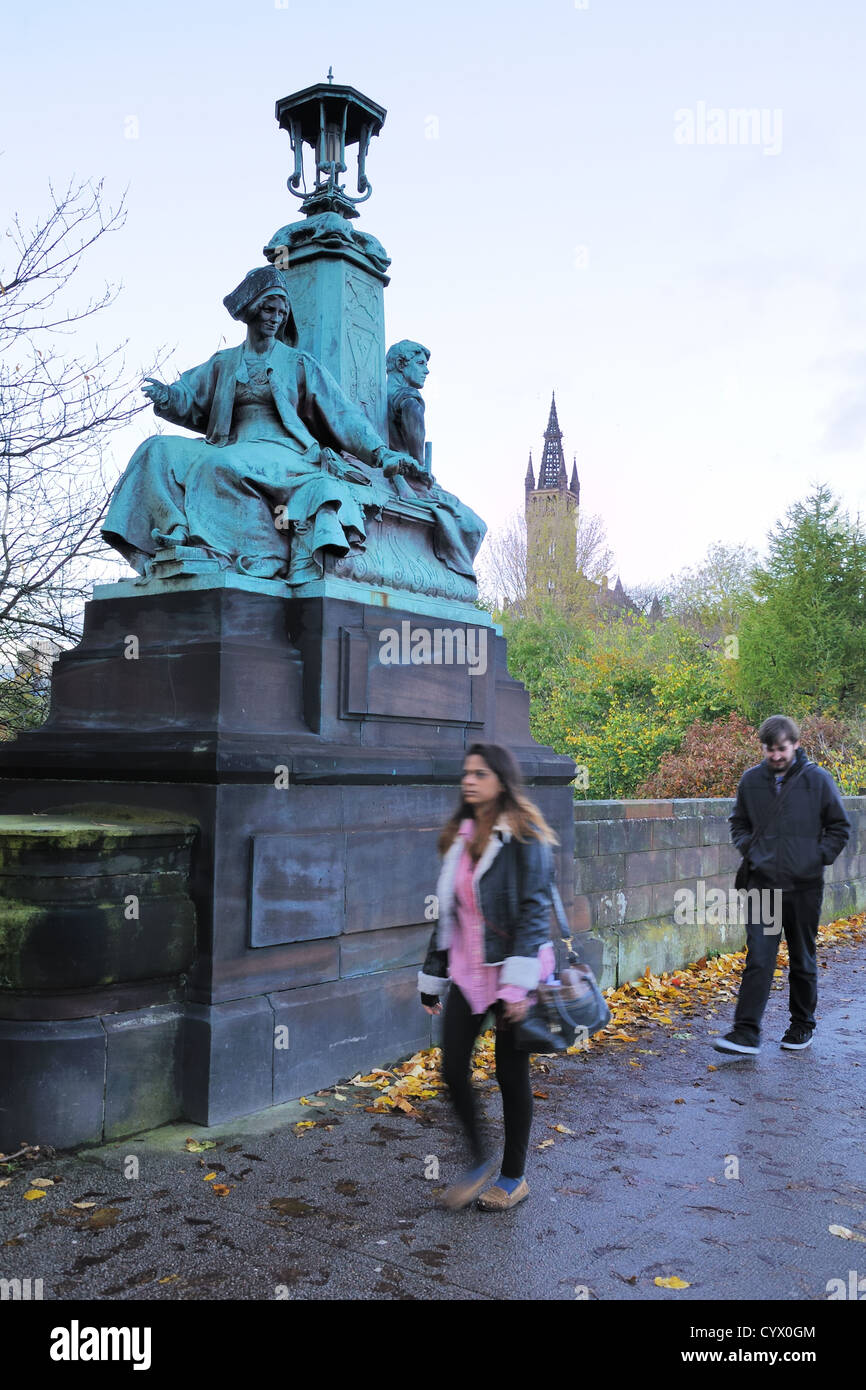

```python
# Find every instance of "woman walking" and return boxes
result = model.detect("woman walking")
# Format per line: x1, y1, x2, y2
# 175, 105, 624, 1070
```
419, 742, 559, 1211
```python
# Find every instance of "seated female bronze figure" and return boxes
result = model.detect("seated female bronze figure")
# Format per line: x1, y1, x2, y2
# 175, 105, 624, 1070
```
102, 266, 426, 584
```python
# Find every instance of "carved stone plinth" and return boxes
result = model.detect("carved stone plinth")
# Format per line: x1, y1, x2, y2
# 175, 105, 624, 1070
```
0, 580, 575, 1145
325, 501, 478, 605
99, 489, 483, 620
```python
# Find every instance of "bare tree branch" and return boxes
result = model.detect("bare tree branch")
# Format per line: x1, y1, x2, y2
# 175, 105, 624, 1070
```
0, 176, 163, 733
477, 506, 619, 621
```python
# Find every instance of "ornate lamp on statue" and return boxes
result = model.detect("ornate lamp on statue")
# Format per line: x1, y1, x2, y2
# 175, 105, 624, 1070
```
264, 73, 394, 441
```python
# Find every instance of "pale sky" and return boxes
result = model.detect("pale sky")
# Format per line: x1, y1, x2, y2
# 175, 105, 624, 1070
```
3, 0, 865, 592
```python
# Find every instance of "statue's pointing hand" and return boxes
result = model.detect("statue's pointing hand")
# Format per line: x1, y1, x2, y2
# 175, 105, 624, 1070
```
142, 377, 171, 409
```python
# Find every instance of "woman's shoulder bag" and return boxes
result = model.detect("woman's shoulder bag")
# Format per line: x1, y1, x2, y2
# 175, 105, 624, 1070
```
513, 880, 611, 1054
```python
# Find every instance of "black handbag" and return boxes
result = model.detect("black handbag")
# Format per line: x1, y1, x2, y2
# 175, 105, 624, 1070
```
512, 884, 611, 1054
734, 763, 806, 889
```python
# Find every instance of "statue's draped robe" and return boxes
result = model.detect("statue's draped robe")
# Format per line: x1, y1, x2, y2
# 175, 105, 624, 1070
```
103, 342, 386, 580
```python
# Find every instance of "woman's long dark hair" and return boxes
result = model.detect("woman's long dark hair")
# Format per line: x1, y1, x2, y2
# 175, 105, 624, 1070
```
439, 742, 559, 858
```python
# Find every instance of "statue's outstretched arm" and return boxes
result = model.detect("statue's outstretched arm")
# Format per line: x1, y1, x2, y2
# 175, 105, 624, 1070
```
150, 356, 220, 435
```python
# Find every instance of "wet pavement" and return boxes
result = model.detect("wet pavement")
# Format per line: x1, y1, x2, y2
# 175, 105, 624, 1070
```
1, 936, 864, 1302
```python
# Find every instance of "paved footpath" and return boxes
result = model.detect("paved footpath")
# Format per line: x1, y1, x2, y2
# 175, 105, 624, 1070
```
1, 937, 864, 1302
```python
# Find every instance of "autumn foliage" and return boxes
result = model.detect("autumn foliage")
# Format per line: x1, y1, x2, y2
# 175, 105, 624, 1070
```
498, 485, 866, 801
799, 715, 866, 796
635, 711, 866, 798
636, 713, 757, 798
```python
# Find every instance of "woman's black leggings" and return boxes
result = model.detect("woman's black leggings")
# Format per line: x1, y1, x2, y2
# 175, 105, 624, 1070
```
440, 984, 532, 1179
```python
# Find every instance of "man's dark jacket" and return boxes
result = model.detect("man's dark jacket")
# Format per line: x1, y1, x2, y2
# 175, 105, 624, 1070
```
728, 748, 850, 889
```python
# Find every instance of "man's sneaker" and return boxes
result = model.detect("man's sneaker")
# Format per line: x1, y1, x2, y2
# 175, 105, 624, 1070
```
713, 1029, 760, 1055
780, 1026, 813, 1050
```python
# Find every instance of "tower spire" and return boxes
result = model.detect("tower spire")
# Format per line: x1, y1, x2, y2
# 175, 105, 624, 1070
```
538, 391, 567, 490
524, 390, 579, 607
525, 451, 535, 491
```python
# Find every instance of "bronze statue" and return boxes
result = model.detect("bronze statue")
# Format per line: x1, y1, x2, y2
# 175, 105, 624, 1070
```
386, 339, 430, 467
102, 267, 428, 584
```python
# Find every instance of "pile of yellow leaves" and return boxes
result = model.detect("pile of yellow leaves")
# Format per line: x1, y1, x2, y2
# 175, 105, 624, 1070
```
328, 1039, 499, 1118
345, 1060, 445, 1118
310, 912, 865, 1117
574, 910, 865, 1054
816, 910, 866, 948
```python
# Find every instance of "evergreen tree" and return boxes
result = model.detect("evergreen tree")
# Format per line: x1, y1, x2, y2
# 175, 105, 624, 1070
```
734, 484, 866, 719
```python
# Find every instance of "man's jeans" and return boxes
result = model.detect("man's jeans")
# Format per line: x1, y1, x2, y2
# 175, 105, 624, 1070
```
733, 879, 823, 1044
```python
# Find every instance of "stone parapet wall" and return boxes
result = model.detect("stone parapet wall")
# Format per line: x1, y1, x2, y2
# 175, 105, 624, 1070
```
573, 797, 866, 990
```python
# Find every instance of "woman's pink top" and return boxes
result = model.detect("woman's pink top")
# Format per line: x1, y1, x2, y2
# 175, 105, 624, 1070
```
448, 818, 555, 1015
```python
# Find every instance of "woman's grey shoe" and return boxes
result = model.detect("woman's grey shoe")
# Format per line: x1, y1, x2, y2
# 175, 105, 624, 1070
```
438, 1157, 498, 1211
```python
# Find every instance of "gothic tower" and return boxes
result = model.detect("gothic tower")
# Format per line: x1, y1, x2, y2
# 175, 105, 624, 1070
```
524, 393, 580, 600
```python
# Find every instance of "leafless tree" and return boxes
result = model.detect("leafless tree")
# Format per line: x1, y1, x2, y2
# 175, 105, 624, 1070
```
662, 541, 759, 641
476, 510, 528, 609
573, 510, 614, 587
0, 177, 161, 730
477, 506, 615, 620
624, 582, 664, 618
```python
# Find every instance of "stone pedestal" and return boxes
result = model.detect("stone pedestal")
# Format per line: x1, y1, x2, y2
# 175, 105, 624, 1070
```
0, 574, 575, 1145
0, 817, 196, 1148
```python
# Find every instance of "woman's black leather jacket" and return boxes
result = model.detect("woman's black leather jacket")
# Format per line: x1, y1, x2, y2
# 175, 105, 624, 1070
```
417, 817, 555, 997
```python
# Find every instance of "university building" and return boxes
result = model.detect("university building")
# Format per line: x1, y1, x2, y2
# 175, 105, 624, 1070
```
523, 394, 647, 617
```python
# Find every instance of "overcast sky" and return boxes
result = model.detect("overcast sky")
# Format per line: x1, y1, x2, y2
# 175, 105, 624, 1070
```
4, 0, 865, 591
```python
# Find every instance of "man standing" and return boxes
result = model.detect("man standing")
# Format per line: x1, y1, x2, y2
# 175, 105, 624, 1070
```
714, 715, 850, 1055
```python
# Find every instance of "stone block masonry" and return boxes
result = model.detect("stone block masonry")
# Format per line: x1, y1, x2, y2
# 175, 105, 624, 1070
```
0, 582, 576, 1150
573, 797, 866, 990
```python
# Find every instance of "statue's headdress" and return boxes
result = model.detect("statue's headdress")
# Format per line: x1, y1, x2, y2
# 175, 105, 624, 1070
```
223, 266, 298, 345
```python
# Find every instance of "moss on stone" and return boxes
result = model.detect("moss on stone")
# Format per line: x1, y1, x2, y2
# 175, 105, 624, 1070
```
0, 812, 198, 880
0, 901, 48, 946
